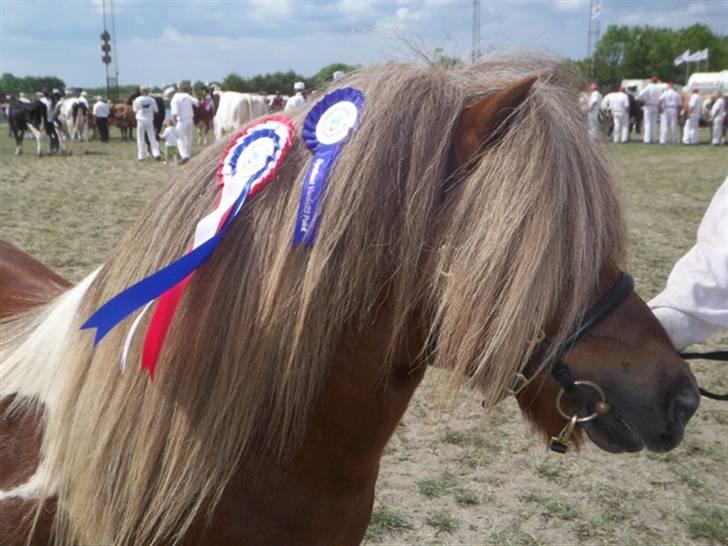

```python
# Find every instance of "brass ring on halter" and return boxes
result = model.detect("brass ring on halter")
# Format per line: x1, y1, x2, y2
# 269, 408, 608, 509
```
555, 380, 610, 423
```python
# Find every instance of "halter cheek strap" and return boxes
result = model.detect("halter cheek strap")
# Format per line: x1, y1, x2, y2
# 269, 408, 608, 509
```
510, 272, 635, 395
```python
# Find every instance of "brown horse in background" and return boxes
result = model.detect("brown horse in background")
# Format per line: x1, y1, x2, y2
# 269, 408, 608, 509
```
193, 95, 216, 145
109, 103, 135, 140
0, 56, 699, 546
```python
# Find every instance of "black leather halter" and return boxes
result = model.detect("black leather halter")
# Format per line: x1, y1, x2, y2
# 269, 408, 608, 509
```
509, 272, 635, 396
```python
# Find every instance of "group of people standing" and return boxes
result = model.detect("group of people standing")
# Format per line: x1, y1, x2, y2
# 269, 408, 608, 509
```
586, 76, 726, 146
129, 83, 199, 165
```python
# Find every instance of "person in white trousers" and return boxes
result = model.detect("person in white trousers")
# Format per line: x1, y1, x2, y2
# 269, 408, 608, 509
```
710, 93, 725, 146
639, 76, 661, 144
649, 179, 728, 349
682, 89, 703, 145
586, 82, 602, 141
132, 86, 161, 161
170, 83, 199, 164
659, 82, 680, 144
609, 86, 630, 143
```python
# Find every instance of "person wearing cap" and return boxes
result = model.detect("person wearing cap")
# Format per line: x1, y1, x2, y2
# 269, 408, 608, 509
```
284, 81, 306, 112
586, 82, 602, 141
658, 82, 680, 144
683, 88, 703, 145
169, 82, 198, 164
638, 76, 661, 143
608, 85, 630, 144
333, 70, 345, 82
709, 92, 725, 146
93, 96, 110, 142
79, 90, 89, 109
132, 85, 161, 161
18, 92, 31, 105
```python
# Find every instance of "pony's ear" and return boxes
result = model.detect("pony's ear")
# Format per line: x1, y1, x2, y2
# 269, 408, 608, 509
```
453, 75, 538, 167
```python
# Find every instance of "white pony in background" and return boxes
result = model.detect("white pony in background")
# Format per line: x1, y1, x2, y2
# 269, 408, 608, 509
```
59, 98, 89, 154
213, 92, 268, 141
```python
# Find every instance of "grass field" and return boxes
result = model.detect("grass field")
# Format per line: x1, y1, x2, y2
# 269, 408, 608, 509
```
1, 129, 726, 545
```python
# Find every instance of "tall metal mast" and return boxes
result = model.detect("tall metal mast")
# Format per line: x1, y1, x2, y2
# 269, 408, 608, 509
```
586, 0, 601, 78
100, 0, 119, 100
472, 0, 481, 62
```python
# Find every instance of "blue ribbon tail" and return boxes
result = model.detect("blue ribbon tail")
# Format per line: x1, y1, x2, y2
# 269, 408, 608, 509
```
82, 180, 256, 346
292, 147, 337, 247
82, 232, 224, 345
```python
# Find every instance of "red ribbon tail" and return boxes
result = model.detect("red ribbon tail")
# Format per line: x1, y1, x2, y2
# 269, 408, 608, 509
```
141, 274, 193, 379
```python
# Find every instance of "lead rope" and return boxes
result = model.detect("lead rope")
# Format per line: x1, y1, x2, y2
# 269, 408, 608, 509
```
680, 351, 728, 401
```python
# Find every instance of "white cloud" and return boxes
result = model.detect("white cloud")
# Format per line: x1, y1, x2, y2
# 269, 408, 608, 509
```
553, 0, 587, 12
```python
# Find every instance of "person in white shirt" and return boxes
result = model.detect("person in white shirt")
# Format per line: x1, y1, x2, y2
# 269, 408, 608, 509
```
18, 92, 31, 105
79, 91, 89, 109
132, 86, 161, 161
159, 118, 179, 164
658, 82, 681, 144
608, 85, 630, 143
683, 89, 704, 145
709, 93, 725, 146
586, 82, 602, 141
649, 179, 728, 350
284, 81, 307, 112
638, 76, 661, 144
93, 96, 110, 142
170, 83, 198, 164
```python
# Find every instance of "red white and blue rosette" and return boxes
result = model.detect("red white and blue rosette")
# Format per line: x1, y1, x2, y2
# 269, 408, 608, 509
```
293, 87, 364, 247
82, 115, 295, 377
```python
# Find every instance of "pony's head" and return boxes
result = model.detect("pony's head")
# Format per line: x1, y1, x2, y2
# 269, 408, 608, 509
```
5, 55, 698, 546
442, 65, 698, 454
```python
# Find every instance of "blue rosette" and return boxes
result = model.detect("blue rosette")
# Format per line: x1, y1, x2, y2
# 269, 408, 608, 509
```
293, 87, 365, 247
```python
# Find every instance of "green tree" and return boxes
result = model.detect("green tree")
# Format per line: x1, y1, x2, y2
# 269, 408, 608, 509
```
309, 63, 357, 88
585, 24, 728, 88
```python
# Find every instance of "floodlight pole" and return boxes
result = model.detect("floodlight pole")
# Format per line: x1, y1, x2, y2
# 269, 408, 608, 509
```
586, 0, 601, 78
472, 0, 480, 62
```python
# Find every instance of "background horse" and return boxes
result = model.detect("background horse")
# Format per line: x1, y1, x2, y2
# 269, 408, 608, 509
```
59, 98, 89, 154
109, 103, 135, 140
213, 91, 268, 141
193, 96, 216, 145
7, 99, 46, 156
0, 56, 699, 546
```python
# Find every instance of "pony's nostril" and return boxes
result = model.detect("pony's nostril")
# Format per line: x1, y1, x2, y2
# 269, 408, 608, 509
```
671, 385, 700, 426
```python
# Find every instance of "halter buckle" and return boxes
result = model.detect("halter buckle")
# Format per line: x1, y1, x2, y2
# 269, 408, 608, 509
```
508, 373, 530, 396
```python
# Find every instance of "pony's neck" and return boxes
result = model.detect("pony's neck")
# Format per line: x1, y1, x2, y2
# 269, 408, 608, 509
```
183, 308, 429, 546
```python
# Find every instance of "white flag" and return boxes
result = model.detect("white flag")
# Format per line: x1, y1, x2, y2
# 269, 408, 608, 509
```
697, 48, 709, 62
674, 50, 690, 66
685, 50, 702, 63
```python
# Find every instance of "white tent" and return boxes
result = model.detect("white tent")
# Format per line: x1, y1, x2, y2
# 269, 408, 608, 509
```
685, 71, 728, 95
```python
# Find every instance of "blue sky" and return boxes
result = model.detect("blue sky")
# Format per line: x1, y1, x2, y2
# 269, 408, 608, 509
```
0, 0, 725, 88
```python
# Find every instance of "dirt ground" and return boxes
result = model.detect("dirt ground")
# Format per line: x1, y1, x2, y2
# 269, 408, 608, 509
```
1, 129, 726, 545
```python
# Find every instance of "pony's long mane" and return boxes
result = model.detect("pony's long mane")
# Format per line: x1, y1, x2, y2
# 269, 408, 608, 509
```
0, 54, 624, 545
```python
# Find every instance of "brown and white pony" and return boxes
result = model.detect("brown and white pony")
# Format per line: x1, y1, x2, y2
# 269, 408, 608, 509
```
0, 56, 699, 546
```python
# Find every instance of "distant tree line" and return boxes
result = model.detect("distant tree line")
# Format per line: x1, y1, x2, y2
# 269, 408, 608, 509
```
0, 73, 66, 96
220, 63, 357, 94
1, 63, 358, 101
580, 24, 728, 88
